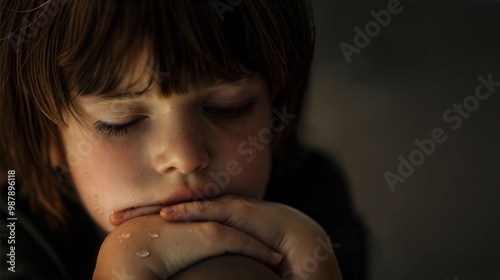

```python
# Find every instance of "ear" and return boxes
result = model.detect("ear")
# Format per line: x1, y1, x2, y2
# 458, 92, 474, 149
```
48, 131, 68, 173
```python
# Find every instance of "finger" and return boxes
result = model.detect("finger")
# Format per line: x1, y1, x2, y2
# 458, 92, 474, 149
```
104, 215, 282, 279
160, 198, 258, 225
110, 205, 164, 226
159, 198, 286, 248
187, 222, 283, 267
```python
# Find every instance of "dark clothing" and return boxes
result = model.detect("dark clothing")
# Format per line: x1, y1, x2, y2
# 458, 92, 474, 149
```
1, 193, 102, 280
266, 147, 368, 280
1, 148, 367, 279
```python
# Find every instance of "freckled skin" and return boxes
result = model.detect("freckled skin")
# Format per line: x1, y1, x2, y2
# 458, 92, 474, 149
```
60, 78, 273, 232
55, 50, 282, 278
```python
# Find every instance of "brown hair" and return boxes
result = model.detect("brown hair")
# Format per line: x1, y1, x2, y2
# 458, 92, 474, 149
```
0, 0, 315, 229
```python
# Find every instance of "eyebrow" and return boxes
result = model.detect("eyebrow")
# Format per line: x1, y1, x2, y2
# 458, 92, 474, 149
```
80, 76, 257, 102
211, 78, 255, 88
78, 80, 154, 102
92, 87, 150, 101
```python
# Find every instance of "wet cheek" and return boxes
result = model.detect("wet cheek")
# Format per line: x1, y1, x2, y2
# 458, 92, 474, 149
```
96, 142, 144, 182
67, 140, 145, 230
91, 142, 147, 199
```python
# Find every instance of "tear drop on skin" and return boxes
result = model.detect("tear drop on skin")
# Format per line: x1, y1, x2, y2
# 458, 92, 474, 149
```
149, 231, 159, 238
136, 247, 150, 258
98, 209, 103, 215
118, 232, 131, 238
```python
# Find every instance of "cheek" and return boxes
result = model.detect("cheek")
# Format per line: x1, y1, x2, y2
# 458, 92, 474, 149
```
214, 114, 273, 199
235, 151, 272, 199
84, 142, 144, 186
62, 130, 145, 230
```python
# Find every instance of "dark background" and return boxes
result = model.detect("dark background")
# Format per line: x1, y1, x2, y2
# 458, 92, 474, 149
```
300, 0, 500, 279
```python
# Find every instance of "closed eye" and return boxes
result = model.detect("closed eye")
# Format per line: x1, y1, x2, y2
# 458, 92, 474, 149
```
95, 117, 145, 138
203, 101, 255, 119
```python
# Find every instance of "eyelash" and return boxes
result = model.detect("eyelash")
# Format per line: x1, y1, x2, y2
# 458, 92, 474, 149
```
95, 118, 144, 139
96, 102, 255, 138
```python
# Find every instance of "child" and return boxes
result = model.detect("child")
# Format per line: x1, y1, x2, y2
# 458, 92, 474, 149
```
1, 0, 366, 279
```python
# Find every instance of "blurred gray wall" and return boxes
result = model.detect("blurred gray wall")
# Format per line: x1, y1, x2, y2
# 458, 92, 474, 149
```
300, 0, 500, 279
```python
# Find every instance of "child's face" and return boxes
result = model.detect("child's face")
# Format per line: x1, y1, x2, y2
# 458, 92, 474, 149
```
56, 52, 273, 232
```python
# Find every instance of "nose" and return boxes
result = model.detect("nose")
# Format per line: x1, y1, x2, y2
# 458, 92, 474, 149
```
153, 115, 210, 175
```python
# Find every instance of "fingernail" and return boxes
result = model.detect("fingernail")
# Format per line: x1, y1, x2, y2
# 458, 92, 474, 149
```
110, 211, 126, 221
162, 206, 174, 214
272, 252, 283, 262
109, 211, 127, 226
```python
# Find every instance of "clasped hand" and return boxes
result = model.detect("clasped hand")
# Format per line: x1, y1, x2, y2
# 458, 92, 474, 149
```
93, 195, 342, 280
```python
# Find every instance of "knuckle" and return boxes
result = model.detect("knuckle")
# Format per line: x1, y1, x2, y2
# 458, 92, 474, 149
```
196, 222, 228, 251
239, 232, 252, 247
194, 200, 209, 212
179, 203, 189, 214
198, 222, 222, 240
179, 209, 193, 222
233, 198, 252, 212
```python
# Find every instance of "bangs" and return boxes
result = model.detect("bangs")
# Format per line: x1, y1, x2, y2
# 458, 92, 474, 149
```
58, 0, 306, 98
1, 0, 314, 227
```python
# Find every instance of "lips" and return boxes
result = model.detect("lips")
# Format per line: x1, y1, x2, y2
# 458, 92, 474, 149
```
110, 188, 202, 226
